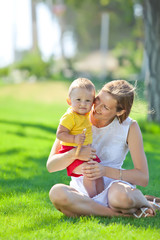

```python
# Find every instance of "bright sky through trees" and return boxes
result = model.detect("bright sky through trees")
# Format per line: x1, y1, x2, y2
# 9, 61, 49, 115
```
0, 0, 62, 67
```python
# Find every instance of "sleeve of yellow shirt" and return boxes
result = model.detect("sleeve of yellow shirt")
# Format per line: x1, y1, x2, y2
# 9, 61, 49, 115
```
59, 110, 75, 131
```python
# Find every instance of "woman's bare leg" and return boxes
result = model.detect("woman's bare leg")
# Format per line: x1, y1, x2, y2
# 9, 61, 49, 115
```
49, 183, 155, 217
108, 182, 154, 215
145, 195, 160, 202
49, 184, 131, 217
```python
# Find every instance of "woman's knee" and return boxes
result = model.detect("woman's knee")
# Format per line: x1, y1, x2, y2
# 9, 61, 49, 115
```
108, 183, 134, 209
49, 184, 70, 206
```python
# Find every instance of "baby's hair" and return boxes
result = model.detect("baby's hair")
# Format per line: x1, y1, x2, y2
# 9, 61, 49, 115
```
101, 80, 135, 123
68, 78, 95, 97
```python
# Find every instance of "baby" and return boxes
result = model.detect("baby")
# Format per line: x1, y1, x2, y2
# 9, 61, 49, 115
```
56, 78, 104, 197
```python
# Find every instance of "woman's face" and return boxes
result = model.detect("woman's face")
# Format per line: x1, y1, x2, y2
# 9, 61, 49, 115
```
92, 91, 118, 123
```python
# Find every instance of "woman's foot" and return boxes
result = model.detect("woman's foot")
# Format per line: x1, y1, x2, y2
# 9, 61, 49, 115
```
145, 195, 160, 203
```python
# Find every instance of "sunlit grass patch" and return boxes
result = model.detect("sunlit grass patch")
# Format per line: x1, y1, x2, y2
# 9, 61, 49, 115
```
0, 81, 160, 239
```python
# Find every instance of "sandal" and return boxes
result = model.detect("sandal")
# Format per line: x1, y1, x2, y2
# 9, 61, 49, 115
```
152, 198, 160, 211
133, 207, 149, 218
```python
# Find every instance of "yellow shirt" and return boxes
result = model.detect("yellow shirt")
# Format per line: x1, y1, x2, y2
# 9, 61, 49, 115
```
59, 107, 92, 146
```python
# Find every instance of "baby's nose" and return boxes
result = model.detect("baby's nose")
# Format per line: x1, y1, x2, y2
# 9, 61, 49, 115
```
80, 101, 86, 105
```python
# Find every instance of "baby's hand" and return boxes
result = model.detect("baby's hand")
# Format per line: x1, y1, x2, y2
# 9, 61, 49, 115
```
74, 133, 86, 145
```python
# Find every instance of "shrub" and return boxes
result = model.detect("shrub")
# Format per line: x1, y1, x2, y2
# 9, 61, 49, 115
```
0, 66, 10, 77
14, 52, 53, 78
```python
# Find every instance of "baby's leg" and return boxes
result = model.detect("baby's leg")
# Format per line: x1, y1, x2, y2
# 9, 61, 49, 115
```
83, 177, 97, 198
84, 177, 104, 198
73, 163, 97, 198
96, 177, 104, 195
72, 163, 84, 175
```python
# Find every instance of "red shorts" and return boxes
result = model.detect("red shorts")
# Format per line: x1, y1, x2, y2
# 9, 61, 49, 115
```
58, 145, 100, 177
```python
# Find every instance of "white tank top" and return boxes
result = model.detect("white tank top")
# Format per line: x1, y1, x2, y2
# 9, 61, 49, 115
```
92, 117, 133, 169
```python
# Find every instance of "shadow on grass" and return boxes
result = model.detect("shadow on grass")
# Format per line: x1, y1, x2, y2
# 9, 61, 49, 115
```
0, 153, 69, 196
58, 212, 160, 230
5, 130, 54, 141
0, 148, 21, 156
96, 213, 160, 228
0, 119, 57, 135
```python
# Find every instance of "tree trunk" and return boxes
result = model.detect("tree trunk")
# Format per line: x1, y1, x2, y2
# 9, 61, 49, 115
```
47, 1, 66, 59
31, 0, 38, 52
143, 0, 160, 122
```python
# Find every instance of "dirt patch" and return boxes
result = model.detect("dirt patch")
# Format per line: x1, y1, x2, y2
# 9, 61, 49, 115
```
74, 51, 118, 73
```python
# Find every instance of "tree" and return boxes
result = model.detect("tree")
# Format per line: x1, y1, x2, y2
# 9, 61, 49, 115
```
143, 0, 160, 122
66, 0, 160, 122
31, 0, 39, 52
43, 0, 159, 122
65, 0, 135, 52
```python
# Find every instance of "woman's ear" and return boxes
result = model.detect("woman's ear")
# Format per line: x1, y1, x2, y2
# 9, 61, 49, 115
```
66, 97, 71, 106
117, 109, 126, 117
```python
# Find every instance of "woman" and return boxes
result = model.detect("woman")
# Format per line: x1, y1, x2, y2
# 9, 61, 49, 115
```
47, 80, 159, 217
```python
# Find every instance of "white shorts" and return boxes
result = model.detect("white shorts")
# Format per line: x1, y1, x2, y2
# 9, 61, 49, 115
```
70, 176, 135, 206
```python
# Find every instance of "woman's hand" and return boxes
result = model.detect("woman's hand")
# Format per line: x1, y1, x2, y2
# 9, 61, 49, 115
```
77, 146, 97, 162
81, 160, 105, 180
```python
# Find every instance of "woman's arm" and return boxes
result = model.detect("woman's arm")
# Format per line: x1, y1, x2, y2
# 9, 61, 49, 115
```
46, 138, 96, 173
46, 138, 76, 172
122, 121, 149, 186
82, 122, 149, 187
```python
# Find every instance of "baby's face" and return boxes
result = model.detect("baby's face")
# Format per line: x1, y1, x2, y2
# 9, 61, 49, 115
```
70, 88, 95, 115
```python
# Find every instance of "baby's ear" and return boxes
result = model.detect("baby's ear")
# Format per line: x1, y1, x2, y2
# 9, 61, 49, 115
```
66, 97, 71, 105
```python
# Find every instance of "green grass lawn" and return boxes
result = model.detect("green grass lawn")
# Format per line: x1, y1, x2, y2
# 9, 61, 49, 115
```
0, 81, 160, 240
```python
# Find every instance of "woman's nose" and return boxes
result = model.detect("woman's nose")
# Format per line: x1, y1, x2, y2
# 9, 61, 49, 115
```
94, 103, 102, 112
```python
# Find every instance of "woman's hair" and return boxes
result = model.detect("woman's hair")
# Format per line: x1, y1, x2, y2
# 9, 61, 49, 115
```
68, 78, 95, 97
101, 80, 135, 123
